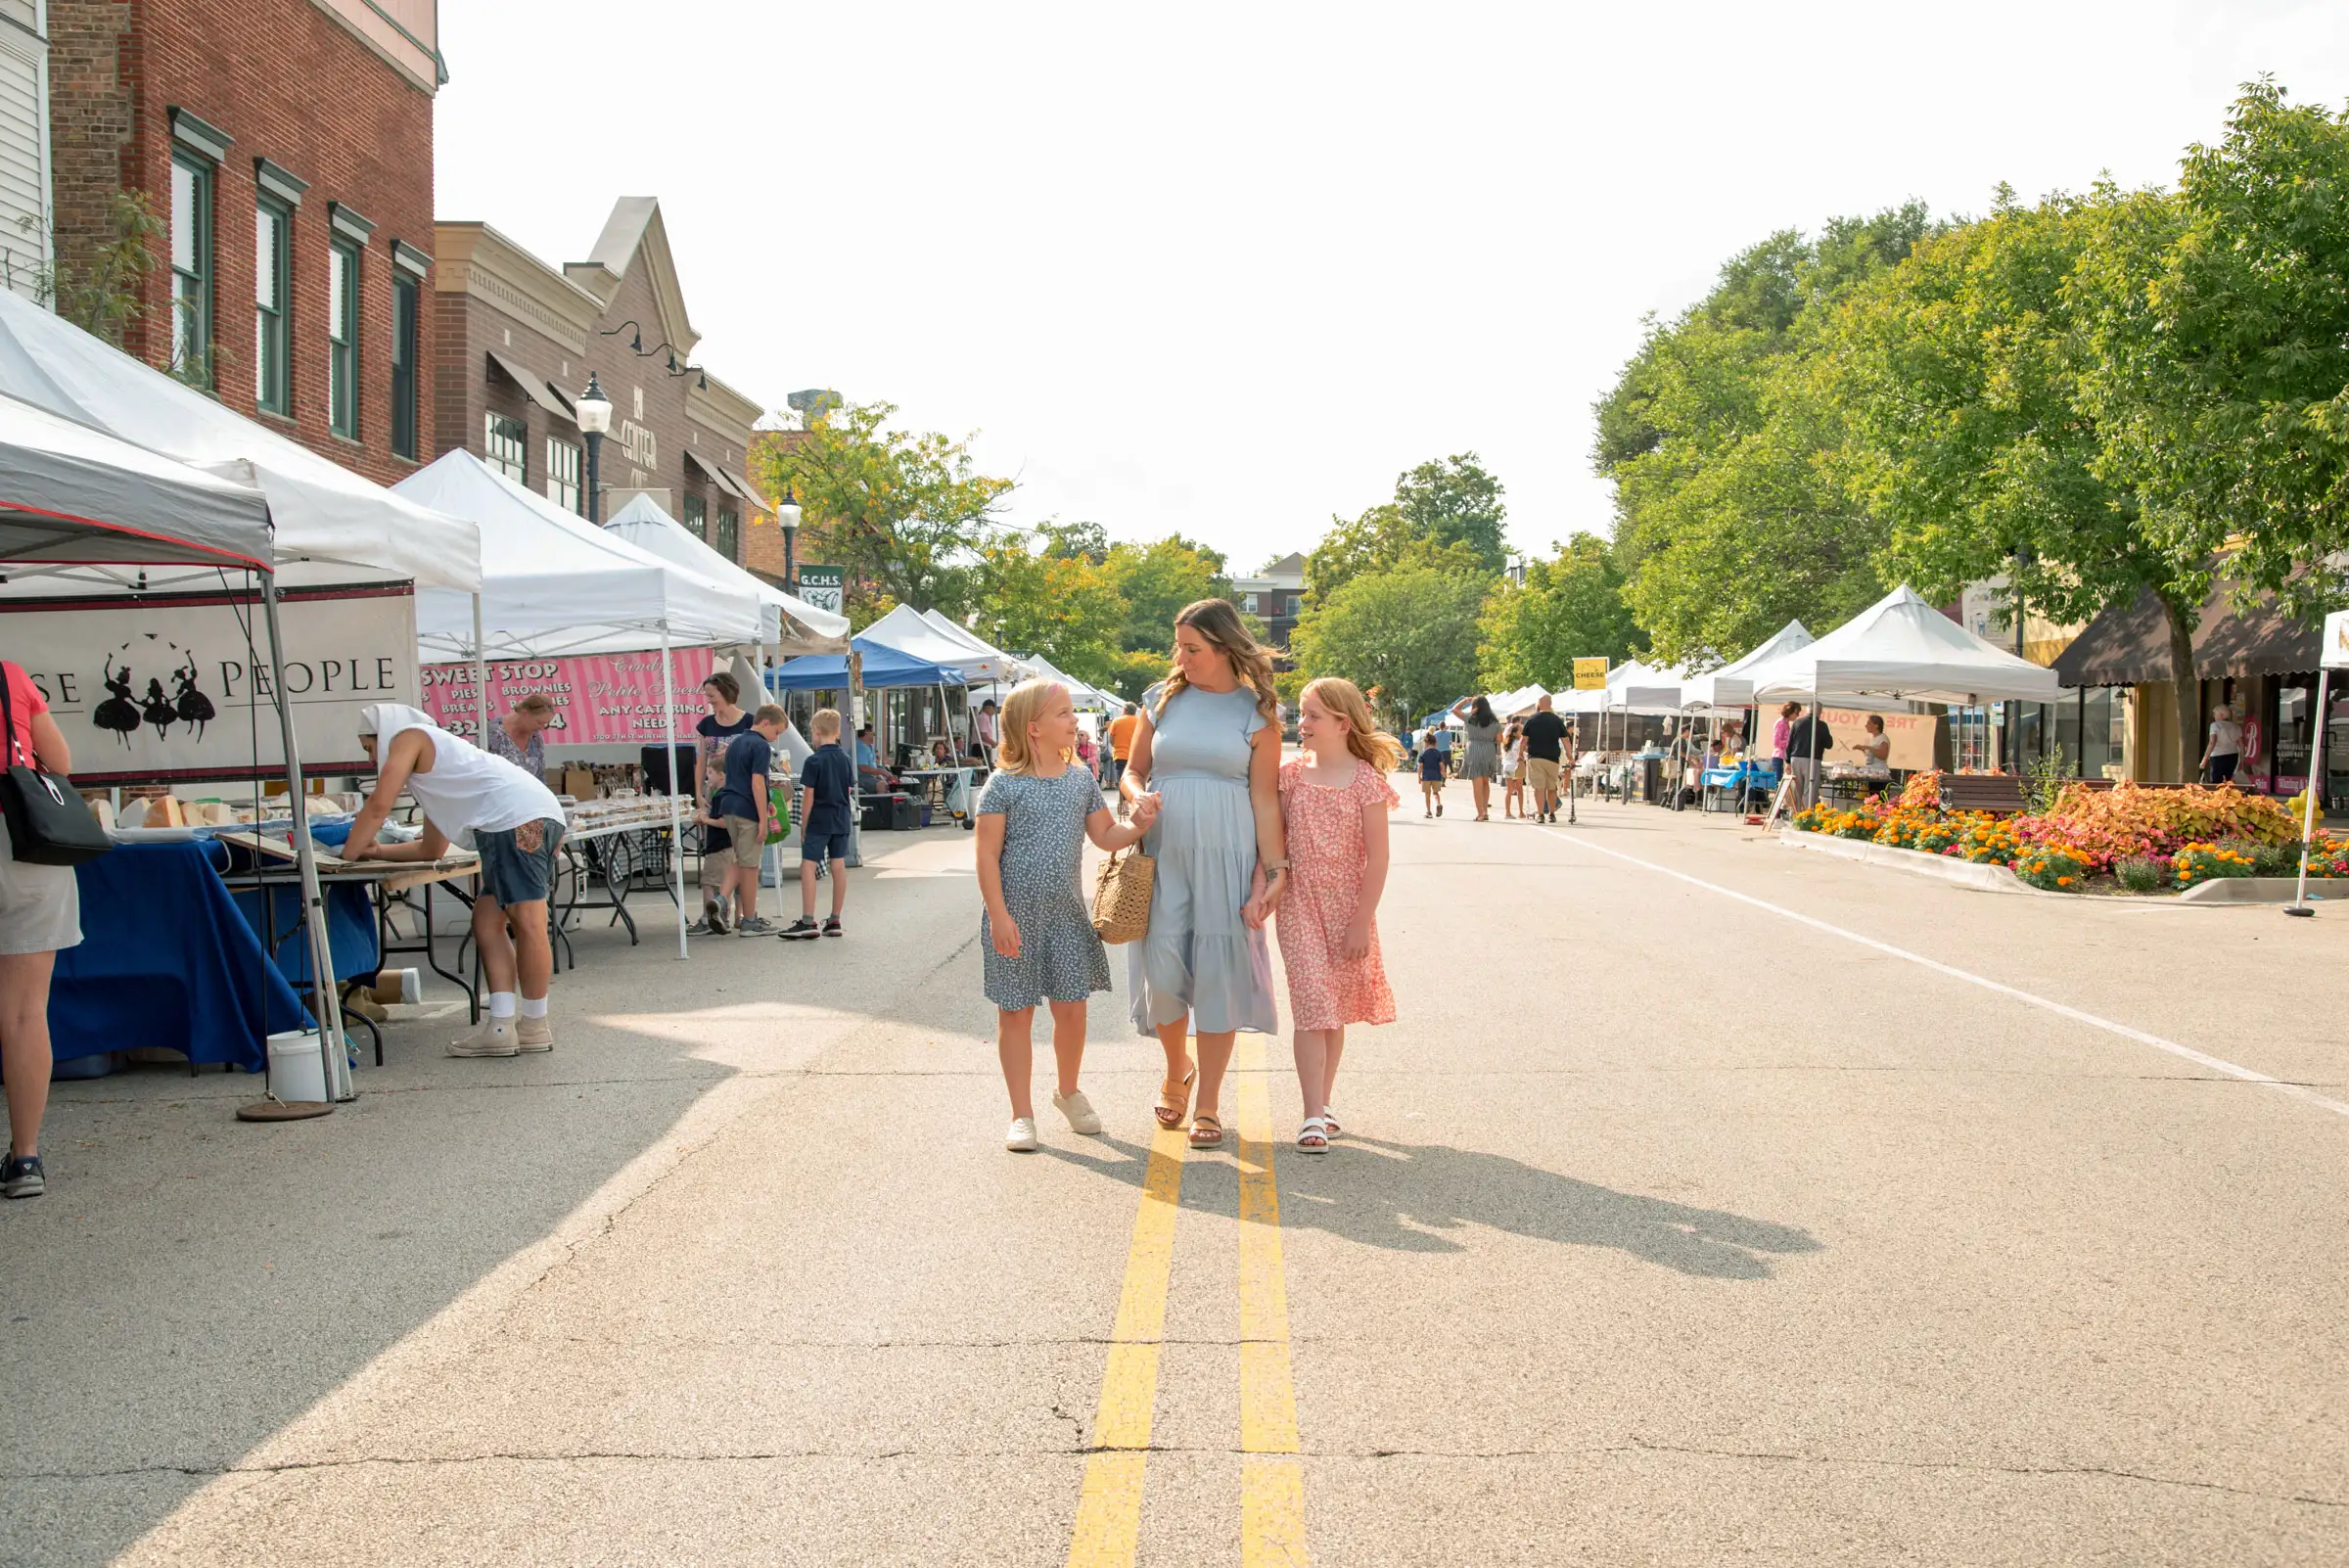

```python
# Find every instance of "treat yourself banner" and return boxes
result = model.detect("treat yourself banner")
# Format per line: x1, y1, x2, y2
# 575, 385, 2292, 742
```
422, 648, 718, 745
1818, 707, 1939, 771
0, 585, 418, 784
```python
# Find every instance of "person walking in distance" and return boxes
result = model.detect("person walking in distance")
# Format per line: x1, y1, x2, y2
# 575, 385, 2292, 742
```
1450, 694, 1504, 820
1106, 702, 1140, 812
781, 709, 855, 941
1416, 730, 1448, 816
1521, 694, 1569, 822
2200, 704, 2242, 785
710, 705, 787, 936
1784, 703, 1835, 808
0, 658, 82, 1198
345, 705, 567, 1056
1117, 599, 1287, 1150
1501, 719, 1528, 819
977, 679, 1158, 1152
1272, 678, 1399, 1152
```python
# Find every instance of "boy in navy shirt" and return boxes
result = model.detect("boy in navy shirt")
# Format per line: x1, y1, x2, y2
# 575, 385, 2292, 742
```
781, 707, 855, 940
709, 705, 785, 936
1417, 732, 1448, 817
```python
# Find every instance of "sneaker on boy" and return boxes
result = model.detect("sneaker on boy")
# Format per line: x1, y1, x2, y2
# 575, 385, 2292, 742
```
778, 916, 821, 941
2, 1152, 45, 1199
797, 708, 856, 935
734, 915, 774, 937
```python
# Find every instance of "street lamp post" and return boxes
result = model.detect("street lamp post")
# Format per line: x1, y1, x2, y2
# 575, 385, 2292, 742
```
778, 497, 802, 594
576, 373, 613, 523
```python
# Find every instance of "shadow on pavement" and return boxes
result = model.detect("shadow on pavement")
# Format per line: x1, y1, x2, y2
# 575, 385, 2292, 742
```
1047, 1132, 1819, 1280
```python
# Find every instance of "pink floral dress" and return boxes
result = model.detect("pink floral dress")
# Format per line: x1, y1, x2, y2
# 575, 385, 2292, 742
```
1273, 757, 1399, 1030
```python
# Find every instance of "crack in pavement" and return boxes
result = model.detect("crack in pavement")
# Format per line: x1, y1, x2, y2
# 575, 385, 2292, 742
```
10, 1444, 2342, 1510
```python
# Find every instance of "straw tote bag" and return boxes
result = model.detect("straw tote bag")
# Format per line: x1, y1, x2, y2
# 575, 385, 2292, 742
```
1090, 846, 1155, 944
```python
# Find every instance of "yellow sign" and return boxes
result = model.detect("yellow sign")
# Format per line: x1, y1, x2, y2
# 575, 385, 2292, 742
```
1572, 658, 1610, 691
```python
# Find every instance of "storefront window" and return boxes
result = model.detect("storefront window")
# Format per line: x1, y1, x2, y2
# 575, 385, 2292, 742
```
715, 507, 739, 563
682, 492, 707, 539
546, 438, 581, 513
484, 412, 527, 484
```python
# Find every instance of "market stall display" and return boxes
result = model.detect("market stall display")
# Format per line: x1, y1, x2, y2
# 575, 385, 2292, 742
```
605, 493, 849, 655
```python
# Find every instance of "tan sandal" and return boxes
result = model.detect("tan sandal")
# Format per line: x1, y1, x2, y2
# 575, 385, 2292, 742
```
1187, 1112, 1223, 1149
1155, 1062, 1195, 1130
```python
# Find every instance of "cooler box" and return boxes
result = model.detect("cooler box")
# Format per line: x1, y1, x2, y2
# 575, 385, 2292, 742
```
861, 794, 920, 831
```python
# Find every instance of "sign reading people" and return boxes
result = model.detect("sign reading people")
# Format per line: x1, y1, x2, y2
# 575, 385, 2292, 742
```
0, 585, 419, 785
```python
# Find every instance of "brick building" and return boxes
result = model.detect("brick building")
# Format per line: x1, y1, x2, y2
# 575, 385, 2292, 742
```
433, 198, 767, 561
743, 425, 806, 588
47, 0, 442, 485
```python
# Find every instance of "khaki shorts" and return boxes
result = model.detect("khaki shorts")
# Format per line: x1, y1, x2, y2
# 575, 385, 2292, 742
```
1527, 757, 1561, 795
721, 815, 764, 868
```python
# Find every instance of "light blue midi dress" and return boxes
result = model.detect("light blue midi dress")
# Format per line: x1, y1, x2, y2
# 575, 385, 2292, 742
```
1128, 682, 1278, 1037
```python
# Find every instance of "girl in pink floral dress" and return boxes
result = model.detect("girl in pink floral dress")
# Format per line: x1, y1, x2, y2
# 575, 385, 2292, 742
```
1264, 677, 1399, 1152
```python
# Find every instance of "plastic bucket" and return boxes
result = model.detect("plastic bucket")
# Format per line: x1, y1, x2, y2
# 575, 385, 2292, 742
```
266, 1029, 329, 1104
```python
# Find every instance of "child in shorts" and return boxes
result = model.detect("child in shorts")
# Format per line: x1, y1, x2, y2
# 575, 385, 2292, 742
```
709, 705, 786, 936
1417, 732, 1447, 817
781, 708, 855, 941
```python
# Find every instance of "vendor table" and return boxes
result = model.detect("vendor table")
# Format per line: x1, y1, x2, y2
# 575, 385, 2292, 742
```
52, 841, 312, 1073
1702, 762, 1780, 813
550, 814, 683, 969
897, 765, 980, 826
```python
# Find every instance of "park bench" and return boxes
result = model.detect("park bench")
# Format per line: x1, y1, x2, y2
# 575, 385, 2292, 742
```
1938, 774, 2029, 816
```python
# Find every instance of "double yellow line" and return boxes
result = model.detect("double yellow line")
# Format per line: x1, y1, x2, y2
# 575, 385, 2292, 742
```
1066, 1036, 1307, 1565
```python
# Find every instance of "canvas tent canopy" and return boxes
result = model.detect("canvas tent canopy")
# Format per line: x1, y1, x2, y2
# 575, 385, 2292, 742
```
0, 288, 480, 592
1745, 585, 2064, 705
1554, 661, 1686, 716
394, 452, 761, 660
0, 394, 274, 572
1679, 621, 1815, 712
766, 639, 969, 692
604, 492, 848, 655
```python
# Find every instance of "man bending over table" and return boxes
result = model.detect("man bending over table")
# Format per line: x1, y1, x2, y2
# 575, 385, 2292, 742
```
344, 703, 569, 1058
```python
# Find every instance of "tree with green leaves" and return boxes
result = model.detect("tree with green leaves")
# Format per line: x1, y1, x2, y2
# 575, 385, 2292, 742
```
1103, 535, 1230, 654
1306, 455, 1508, 603
1291, 565, 1495, 728
974, 531, 1128, 691
1595, 207, 1938, 662
1477, 534, 1644, 689
754, 400, 1015, 619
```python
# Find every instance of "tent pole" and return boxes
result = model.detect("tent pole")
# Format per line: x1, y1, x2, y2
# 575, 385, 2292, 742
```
663, 621, 687, 959
472, 592, 487, 745
261, 574, 349, 1103
2288, 667, 2330, 916
846, 648, 864, 868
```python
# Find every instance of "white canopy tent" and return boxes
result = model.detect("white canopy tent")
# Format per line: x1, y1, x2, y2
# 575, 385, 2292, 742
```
392, 451, 764, 963
915, 607, 1033, 684
395, 452, 760, 660
1020, 655, 1121, 714
1745, 586, 2064, 706
0, 288, 480, 593
857, 604, 1006, 683
0, 400, 356, 1104
1487, 684, 1550, 719
604, 492, 848, 655
1680, 621, 1815, 713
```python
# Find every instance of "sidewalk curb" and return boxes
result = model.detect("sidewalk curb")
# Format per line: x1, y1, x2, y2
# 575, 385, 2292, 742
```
1782, 828, 2349, 904
1780, 828, 2045, 895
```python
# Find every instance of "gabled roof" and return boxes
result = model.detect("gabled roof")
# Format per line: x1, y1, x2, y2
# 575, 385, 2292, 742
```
563, 197, 697, 363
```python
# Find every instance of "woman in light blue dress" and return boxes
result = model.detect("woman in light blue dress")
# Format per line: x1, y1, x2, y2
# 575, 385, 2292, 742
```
1120, 599, 1289, 1148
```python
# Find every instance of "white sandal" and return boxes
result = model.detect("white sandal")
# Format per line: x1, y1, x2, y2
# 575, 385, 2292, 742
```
1005, 1117, 1038, 1152
1321, 1109, 1340, 1138
1297, 1116, 1329, 1153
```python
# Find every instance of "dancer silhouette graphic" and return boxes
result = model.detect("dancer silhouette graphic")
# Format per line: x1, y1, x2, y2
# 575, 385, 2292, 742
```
94, 660, 142, 747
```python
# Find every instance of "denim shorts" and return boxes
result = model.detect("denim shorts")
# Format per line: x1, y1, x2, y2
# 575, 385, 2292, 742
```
801, 828, 852, 868
476, 816, 565, 905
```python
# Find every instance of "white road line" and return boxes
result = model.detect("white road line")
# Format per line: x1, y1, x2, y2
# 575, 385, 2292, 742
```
1534, 824, 2349, 1122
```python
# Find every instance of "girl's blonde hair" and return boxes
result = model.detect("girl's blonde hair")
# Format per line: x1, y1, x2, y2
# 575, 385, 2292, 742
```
1156, 598, 1280, 722
995, 677, 1073, 775
1302, 677, 1404, 772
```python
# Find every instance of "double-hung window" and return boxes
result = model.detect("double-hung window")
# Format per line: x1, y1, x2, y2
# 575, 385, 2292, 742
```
682, 492, 707, 539
168, 154, 213, 385
391, 274, 419, 458
253, 197, 291, 415
484, 412, 527, 484
715, 507, 740, 563
546, 438, 581, 513
327, 239, 360, 438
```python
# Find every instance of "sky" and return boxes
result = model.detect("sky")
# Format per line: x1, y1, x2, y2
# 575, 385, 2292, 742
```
435, 1, 2349, 574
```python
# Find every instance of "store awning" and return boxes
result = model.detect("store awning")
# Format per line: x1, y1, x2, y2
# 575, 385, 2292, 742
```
487, 351, 574, 423
2053, 585, 2322, 687
684, 448, 755, 504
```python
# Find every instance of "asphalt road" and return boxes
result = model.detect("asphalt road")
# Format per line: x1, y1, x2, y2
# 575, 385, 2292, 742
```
5, 795, 2346, 1566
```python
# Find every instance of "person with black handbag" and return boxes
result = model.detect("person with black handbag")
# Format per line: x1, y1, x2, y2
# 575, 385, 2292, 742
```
0, 659, 90, 1200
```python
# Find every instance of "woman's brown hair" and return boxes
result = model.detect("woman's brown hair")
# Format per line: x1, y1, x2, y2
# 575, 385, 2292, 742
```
1155, 598, 1279, 722
703, 670, 740, 705
513, 693, 556, 720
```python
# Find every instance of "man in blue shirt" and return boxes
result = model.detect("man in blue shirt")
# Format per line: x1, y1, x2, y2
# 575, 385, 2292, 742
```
707, 704, 784, 937
781, 707, 855, 940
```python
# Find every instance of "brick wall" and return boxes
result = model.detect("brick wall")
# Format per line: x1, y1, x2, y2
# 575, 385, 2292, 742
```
742, 427, 806, 585
48, 0, 436, 487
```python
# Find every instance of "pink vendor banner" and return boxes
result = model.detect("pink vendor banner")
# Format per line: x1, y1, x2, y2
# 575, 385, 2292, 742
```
421, 648, 719, 745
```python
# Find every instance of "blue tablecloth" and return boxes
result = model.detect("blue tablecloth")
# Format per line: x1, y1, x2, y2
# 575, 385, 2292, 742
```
50, 841, 311, 1072
1703, 763, 1781, 790
214, 836, 379, 989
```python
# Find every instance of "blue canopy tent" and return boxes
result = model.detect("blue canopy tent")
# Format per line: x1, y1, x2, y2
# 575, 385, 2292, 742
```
766, 639, 967, 692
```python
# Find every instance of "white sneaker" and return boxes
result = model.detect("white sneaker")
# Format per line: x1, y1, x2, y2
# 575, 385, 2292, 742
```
447, 1019, 520, 1058
1005, 1117, 1038, 1152
1051, 1090, 1102, 1134
515, 1016, 553, 1052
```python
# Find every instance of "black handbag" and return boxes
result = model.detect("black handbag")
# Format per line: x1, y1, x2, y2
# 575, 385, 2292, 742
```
0, 662, 112, 865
